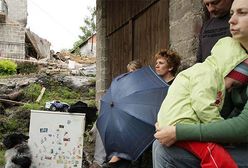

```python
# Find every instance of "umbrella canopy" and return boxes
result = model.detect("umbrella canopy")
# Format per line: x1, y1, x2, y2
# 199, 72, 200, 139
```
96, 66, 169, 160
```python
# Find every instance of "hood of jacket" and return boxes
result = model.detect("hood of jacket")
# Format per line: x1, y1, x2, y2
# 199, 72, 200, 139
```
204, 37, 248, 79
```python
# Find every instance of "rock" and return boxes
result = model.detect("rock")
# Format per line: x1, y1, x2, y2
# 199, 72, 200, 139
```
0, 85, 9, 94
0, 77, 37, 88
62, 76, 95, 90
71, 69, 80, 75
0, 77, 37, 96
80, 64, 96, 76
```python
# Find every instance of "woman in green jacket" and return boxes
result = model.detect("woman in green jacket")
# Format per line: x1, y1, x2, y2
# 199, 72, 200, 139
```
153, 0, 248, 167
156, 37, 248, 168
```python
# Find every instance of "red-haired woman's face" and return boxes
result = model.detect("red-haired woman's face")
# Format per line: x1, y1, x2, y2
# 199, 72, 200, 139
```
155, 58, 171, 77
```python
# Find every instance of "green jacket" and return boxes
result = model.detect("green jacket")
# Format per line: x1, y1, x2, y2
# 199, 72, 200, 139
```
158, 37, 248, 128
177, 86, 248, 143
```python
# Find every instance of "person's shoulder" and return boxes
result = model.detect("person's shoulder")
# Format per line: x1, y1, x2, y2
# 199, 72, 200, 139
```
202, 15, 230, 30
176, 63, 208, 78
211, 37, 242, 55
218, 36, 233, 41
215, 37, 238, 46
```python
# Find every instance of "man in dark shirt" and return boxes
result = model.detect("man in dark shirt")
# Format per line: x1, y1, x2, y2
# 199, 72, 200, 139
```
196, 0, 233, 62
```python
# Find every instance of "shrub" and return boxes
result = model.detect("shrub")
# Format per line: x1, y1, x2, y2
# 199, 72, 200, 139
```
17, 62, 38, 74
60, 87, 79, 99
0, 118, 19, 138
87, 88, 96, 97
86, 99, 96, 107
0, 59, 17, 75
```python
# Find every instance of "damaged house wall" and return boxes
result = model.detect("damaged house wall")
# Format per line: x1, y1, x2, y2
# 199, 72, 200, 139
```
6, 0, 27, 26
0, 0, 27, 59
26, 29, 51, 59
29, 31, 51, 59
0, 23, 25, 59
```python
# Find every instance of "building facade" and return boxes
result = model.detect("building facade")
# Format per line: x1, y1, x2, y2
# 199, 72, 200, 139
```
79, 34, 96, 57
95, 0, 204, 102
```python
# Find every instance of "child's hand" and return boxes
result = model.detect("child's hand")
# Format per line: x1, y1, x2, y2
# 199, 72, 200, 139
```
155, 122, 160, 131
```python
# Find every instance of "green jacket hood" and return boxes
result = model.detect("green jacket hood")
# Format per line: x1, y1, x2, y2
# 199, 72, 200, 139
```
204, 37, 248, 78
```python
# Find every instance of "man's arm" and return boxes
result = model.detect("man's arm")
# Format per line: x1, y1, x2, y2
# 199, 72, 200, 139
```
177, 101, 248, 143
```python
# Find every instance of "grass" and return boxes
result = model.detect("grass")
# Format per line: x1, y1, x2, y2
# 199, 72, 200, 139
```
22, 83, 94, 109
0, 149, 5, 166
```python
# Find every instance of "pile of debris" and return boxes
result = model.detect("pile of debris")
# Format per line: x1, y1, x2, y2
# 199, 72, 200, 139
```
43, 51, 96, 76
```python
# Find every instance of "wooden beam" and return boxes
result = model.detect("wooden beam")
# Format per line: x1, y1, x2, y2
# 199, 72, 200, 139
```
36, 87, 46, 102
0, 98, 25, 105
129, 20, 133, 60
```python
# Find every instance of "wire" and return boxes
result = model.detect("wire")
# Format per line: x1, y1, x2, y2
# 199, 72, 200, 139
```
28, 0, 78, 37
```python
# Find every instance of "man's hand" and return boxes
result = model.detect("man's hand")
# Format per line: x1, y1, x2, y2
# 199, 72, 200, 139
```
154, 124, 177, 147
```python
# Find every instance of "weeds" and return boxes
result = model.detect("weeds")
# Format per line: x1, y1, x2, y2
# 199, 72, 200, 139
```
16, 62, 38, 74
23, 83, 42, 102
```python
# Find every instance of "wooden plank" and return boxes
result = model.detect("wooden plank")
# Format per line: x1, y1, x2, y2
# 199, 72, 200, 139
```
106, 0, 169, 80
106, 0, 159, 37
128, 20, 133, 60
133, 0, 169, 66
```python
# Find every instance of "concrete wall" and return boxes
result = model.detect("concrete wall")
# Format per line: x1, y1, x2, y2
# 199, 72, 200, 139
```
5, 0, 27, 26
0, 23, 25, 59
169, 0, 203, 69
96, 0, 109, 105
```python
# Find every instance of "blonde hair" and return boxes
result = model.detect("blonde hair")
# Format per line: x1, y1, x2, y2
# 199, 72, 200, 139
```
127, 60, 143, 72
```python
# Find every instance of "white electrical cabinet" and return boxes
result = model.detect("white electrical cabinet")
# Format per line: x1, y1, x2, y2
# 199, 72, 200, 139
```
28, 110, 85, 168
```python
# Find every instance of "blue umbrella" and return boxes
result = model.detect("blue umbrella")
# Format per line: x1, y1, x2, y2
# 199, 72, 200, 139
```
96, 66, 169, 161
